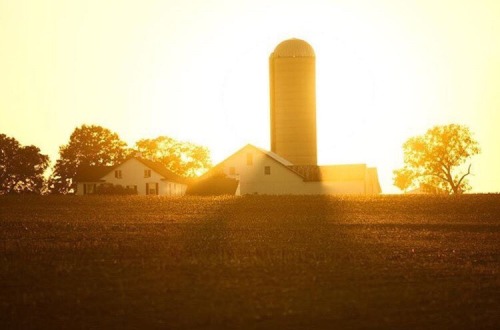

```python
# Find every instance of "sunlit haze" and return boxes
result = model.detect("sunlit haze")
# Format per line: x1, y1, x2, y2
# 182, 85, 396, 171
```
1, 0, 499, 193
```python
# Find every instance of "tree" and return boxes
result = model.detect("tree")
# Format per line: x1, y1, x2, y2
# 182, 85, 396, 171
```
393, 124, 480, 194
135, 136, 211, 178
0, 134, 50, 194
392, 167, 414, 193
48, 125, 130, 194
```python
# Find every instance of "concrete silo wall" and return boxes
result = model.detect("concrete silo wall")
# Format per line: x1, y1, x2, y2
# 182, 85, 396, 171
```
269, 39, 317, 166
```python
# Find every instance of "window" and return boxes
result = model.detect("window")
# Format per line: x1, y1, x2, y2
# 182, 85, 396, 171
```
114, 170, 122, 179
229, 167, 236, 175
146, 183, 158, 195
127, 185, 138, 193
85, 184, 96, 194
264, 166, 271, 175
246, 153, 253, 166
144, 169, 151, 178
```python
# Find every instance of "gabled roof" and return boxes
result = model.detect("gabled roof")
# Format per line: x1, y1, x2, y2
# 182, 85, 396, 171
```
228, 144, 302, 178
253, 145, 294, 166
74, 157, 187, 184
193, 144, 301, 181
132, 157, 188, 184
74, 166, 110, 182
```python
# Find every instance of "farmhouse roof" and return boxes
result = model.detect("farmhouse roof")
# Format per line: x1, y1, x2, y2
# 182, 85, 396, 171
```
74, 166, 110, 182
74, 157, 187, 184
132, 157, 188, 184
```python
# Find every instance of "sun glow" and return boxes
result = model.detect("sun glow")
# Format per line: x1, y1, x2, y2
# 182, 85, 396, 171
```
1, 0, 499, 193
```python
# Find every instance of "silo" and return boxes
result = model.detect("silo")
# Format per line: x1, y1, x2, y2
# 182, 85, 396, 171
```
269, 38, 317, 166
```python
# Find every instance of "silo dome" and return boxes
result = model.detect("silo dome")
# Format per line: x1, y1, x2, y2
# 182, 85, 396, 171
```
272, 38, 315, 58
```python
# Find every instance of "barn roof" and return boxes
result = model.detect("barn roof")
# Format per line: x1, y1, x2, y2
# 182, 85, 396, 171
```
253, 145, 294, 166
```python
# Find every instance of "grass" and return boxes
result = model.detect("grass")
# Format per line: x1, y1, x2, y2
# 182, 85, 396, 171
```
0, 194, 499, 329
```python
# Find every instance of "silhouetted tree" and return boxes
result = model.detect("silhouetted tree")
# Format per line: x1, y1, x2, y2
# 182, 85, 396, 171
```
135, 136, 211, 178
393, 124, 480, 194
0, 134, 50, 194
48, 125, 130, 194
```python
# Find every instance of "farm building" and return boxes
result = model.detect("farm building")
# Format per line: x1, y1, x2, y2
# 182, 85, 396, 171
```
192, 144, 381, 195
75, 38, 380, 196
192, 39, 381, 195
74, 156, 188, 196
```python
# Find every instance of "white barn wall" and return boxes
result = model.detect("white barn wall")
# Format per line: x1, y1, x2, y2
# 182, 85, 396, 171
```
222, 147, 305, 195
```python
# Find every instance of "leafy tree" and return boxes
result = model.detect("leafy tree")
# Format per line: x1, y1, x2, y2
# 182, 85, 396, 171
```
392, 167, 414, 193
0, 134, 50, 194
393, 124, 480, 194
49, 125, 130, 194
135, 136, 211, 177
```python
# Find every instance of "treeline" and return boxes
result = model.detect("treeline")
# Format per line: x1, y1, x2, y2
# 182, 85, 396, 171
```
0, 125, 212, 195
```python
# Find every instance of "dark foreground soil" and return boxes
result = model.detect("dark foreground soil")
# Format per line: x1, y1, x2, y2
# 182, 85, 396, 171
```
0, 194, 499, 329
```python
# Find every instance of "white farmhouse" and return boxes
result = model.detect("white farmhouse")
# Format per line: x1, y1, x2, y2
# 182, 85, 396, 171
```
74, 156, 188, 196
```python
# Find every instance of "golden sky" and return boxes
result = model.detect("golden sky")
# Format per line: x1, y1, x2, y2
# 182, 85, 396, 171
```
1, 0, 499, 193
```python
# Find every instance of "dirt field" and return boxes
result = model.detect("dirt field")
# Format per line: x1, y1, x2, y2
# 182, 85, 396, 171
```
0, 194, 499, 329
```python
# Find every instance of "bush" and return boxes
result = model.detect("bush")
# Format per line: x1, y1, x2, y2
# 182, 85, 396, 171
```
95, 184, 137, 195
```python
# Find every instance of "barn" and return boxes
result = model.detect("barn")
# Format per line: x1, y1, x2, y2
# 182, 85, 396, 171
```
191, 39, 381, 195
192, 144, 380, 195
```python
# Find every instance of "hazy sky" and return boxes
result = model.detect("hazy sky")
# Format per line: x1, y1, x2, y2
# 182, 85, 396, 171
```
1, 0, 499, 193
